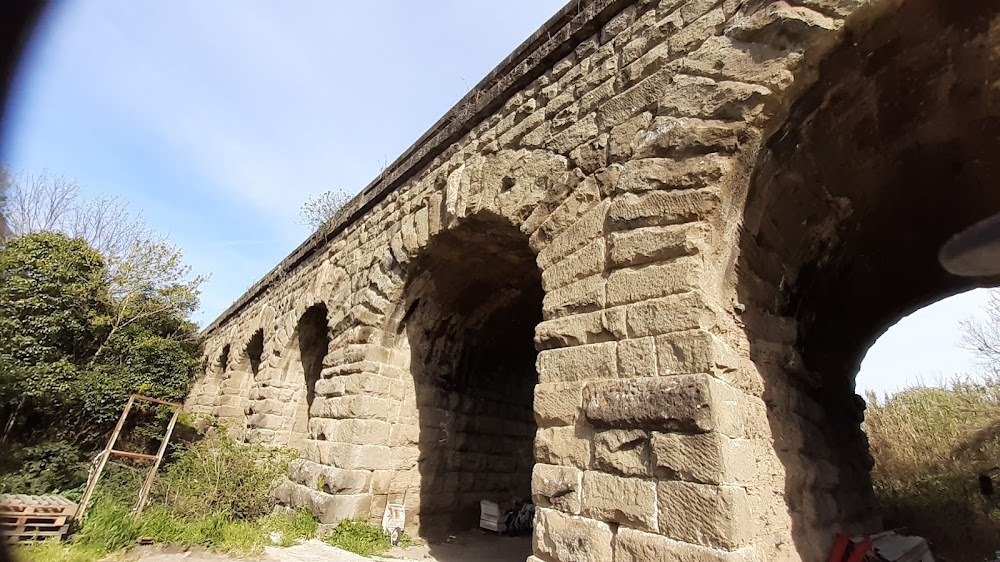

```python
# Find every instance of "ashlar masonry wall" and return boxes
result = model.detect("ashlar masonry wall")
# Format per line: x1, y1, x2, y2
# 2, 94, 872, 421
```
187, 0, 1000, 560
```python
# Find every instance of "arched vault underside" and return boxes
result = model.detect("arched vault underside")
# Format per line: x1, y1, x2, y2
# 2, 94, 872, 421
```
187, 0, 1000, 560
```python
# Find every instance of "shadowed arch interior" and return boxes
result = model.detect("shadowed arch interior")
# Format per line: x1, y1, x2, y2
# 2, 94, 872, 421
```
402, 213, 542, 542
217, 344, 231, 375
246, 328, 264, 379
737, 0, 1000, 556
298, 304, 329, 413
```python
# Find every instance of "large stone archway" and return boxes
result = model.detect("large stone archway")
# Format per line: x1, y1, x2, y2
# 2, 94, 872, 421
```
395, 213, 542, 538
727, 0, 1000, 558
186, 1, 1000, 560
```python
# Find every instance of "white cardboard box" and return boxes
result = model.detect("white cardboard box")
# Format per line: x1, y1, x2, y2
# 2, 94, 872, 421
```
480, 517, 506, 532
480, 500, 505, 531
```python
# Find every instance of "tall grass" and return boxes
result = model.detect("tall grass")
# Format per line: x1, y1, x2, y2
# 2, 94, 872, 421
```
865, 375, 1000, 559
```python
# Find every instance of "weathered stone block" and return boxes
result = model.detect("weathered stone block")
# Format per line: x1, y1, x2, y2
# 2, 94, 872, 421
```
313, 373, 392, 398
617, 337, 657, 379
651, 431, 753, 485
609, 111, 653, 162
389, 423, 419, 447
657, 481, 753, 549
583, 374, 745, 437
617, 156, 734, 193
288, 460, 372, 494
677, 36, 799, 93
621, 41, 671, 88
535, 426, 593, 470
615, 527, 754, 562
543, 275, 607, 318
533, 508, 614, 562
535, 308, 626, 350
534, 382, 584, 426
593, 428, 650, 477
537, 342, 617, 384
310, 395, 394, 421
274, 480, 372, 524
302, 441, 392, 471
310, 418, 392, 446
581, 471, 656, 531
634, 117, 746, 159
658, 74, 770, 121
599, 67, 673, 128
608, 188, 721, 228
608, 223, 708, 268
549, 113, 600, 154
310, 492, 372, 525
656, 329, 740, 379
626, 291, 716, 338
537, 198, 609, 270
725, 1, 840, 52
541, 238, 606, 291
669, 8, 725, 54
532, 463, 582, 514
606, 256, 704, 306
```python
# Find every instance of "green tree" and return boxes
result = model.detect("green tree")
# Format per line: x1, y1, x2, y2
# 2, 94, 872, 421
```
0, 233, 201, 494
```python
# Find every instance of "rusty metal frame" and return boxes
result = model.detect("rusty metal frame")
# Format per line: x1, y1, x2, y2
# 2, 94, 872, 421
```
76, 394, 182, 521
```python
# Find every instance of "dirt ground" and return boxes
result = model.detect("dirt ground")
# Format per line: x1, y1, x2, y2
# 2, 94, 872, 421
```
128, 530, 532, 562
386, 530, 532, 562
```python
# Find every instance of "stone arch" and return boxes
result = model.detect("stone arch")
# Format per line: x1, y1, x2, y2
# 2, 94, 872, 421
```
394, 210, 544, 541
245, 328, 265, 380
730, 0, 1000, 557
216, 344, 231, 376
242, 302, 332, 448
289, 303, 331, 448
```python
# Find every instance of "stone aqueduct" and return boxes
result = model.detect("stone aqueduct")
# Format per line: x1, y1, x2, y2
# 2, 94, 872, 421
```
186, 0, 1000, 559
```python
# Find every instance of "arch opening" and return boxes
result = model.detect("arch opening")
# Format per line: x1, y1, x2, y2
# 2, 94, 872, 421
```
401, 214, 542, 543
217, 344, 231, 375
297, 304, 329, 418
246, 328, 264, 379
736, 0, 1000, 557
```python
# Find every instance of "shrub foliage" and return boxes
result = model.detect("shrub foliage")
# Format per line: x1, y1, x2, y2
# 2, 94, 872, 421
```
0, 232, 200, 495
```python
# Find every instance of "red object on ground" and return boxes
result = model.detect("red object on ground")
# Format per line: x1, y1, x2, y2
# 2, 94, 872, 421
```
828, 532, 874, 562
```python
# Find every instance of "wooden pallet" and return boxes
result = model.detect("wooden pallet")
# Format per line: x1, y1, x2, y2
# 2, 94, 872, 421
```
0, 494, 77, 544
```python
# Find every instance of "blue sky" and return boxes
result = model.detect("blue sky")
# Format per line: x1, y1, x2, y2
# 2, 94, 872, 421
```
1, 1, 992, 397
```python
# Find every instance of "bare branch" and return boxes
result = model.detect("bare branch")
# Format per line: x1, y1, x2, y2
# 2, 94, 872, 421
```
960, 289, 1000, 376
297, 189, 352, 231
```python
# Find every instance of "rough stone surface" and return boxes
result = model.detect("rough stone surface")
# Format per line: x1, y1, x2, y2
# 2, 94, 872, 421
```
533, 508, 614, 562
183, 0, 949, 559
657, 481, 753, 549
582, 374, 745, 437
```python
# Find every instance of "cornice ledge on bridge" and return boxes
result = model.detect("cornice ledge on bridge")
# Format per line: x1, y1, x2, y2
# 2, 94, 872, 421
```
203, 0, 638, 336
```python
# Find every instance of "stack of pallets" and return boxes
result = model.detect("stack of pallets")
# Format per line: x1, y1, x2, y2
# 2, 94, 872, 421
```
0, 494, 78, 544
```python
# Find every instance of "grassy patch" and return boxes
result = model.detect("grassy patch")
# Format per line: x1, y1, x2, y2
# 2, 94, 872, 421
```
12, 426, 310, 562
321, 519, 409, 557
866, 376, 1000, 559
260, 509, 319, 548
13, 503, 320, 562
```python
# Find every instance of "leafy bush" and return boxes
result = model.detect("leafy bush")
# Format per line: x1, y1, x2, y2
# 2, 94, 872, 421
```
865, 376, 1000, 559
154, 432, 296, 521
0, 442, 86, 496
